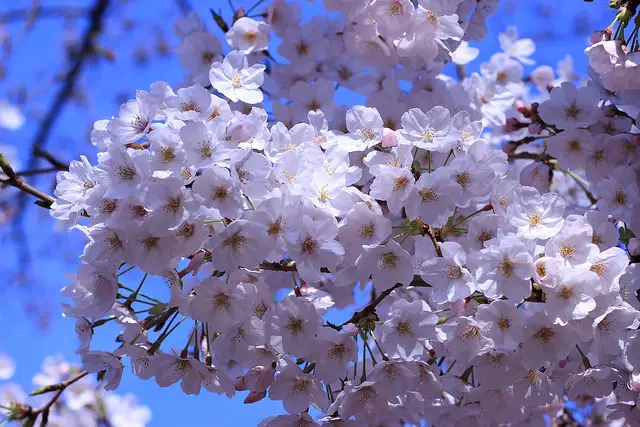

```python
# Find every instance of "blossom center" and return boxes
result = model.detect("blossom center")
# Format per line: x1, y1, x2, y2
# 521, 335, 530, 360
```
497, 318, 509, 330
396, 321, 414, 336
379, 252, 399, 269
301, 236, 318, 255
359, 223, 375, 240
328, 344, 347, 360
533, 326, 555, 343
393, 175, 410, 191
446, 265, 462, 279
498, 257, 515, 277
559, 243, 576, 259
223, 233, 247, 251
232, 74, 243, 88
528, 213, 542, 227
141, 236, 159, 251
558, 286, 574, 300
243, 31, 257, 42
285, 317, 304, 335
117, 165, 136, 182
419, 187, 437, 202
590, 262, 608, 277
267, 218, 282, 236
421, 130, 435, 143
614, 189, 627, 205
388, 1, 403, 15
180, 101, 199, 112
565, 102, 579, 118
455, 172, 470, 188
213, 292, 231, 310
567, 139, 581, 153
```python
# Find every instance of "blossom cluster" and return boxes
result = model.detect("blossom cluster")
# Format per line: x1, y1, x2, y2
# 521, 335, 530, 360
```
34, 0, 640, 425
0, 351, 150, 426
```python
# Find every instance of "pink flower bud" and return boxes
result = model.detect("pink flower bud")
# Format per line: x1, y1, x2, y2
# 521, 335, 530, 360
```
234, 376, 248, 391
628, 371, 640, 393
590, 29, 612, 44
381, 128, 398, 148
450, 299, 466, 315
504, 117, 522, 133
244, 390, 267, 404
528, 123, 542, 135
342, 323, 359, 336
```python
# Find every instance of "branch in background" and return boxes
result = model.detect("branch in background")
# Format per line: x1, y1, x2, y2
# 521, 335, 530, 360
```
175, 0, 192, 15
16, 0, 110, 218
33, 146, 68, 171
15, 167, 59, 177
0, 6, 88, 23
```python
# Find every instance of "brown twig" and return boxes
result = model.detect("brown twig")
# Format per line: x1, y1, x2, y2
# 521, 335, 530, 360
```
33, 146, 68, 171
15, 167, 59, 177
331, 283, 403, 330
425, 224, 443, 257
0, 153, 56, 208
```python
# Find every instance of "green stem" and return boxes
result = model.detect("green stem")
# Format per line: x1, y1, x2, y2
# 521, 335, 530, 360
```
443, 149, 454, 167
451, 207, 486, 228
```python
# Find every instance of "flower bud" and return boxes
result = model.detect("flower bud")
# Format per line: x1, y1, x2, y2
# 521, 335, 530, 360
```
381, 128, 398, 148
504, 117, 522, 133
342, 322, 359, 336
628, 371, 640, 393
528, 123, 542, 135
450, 299, 466, 315
244, 390, 267, 404
628, 238, 640, 256
589, 30, 612, 44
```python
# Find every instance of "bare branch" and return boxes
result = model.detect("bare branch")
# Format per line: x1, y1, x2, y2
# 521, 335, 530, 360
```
16, 0, 110, 218
0, 6, 88, 23
0, 153, 56, 208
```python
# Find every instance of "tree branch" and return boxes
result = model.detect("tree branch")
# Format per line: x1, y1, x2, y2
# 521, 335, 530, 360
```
16, 0, 109, 217
0, 6, 88, 23
333, 283, 403, 330
0, 153, 56, 208
33, 146, 69, 171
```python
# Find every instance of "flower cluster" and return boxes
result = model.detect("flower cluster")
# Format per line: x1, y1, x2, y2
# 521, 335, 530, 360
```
34, 1, 640, 425
0, 351, 150, 426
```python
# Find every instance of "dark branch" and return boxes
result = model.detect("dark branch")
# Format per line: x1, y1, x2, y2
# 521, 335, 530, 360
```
0, 7, 88, 23
33, 146, 69, 171
16, 0, 110, 218
0, 153, 56, 208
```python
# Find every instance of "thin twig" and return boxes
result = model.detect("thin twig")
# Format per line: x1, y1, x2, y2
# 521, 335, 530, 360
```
14, 167, 59, 177
0, 153, 56, 208
333, 283, 403, 330
33, 146, 68, 171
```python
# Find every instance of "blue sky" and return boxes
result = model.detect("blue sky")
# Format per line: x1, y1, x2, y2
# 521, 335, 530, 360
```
0, 0, 611, 425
